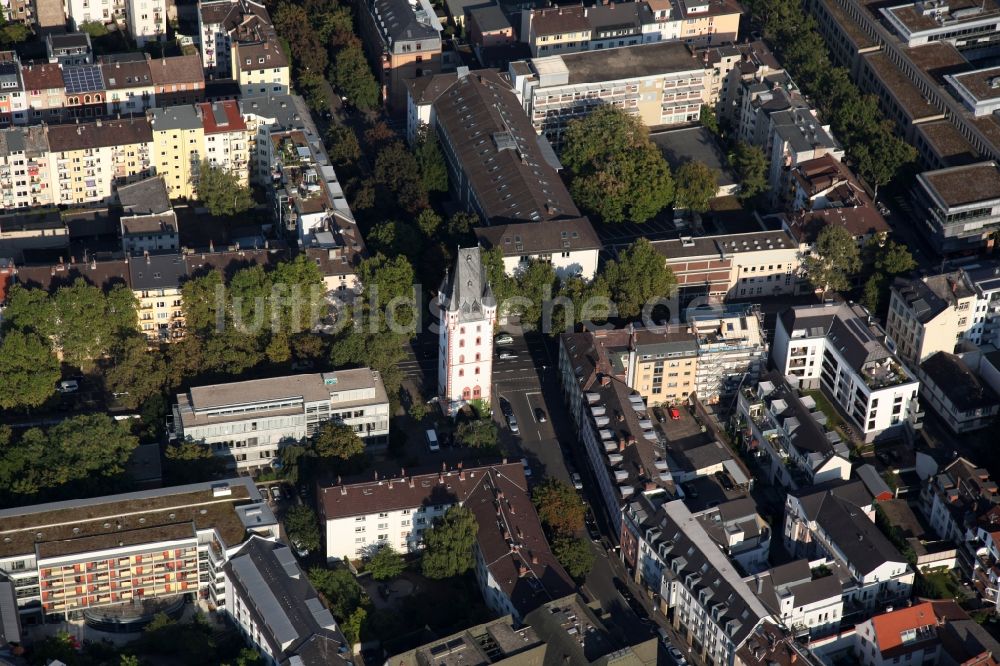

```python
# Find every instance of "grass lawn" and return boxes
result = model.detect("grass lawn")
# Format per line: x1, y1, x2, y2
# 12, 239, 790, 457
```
803, 389, 854, 443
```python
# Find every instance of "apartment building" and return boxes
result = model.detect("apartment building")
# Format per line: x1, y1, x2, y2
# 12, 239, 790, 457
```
922, 457, 999, 553
474, 216, 601, 281
199, 100, 250, 176
510, 41, 711, 149
695, 498, 772, 574
0, 478, 278, 624
148, 54, 206, 107
558, 331, 672, 533
171, 370, 390, 472
0, 125, 56, 209
320, 463, 573, 621
224, 537, 350, 666
737, 375, 851, 490
1, 0, 31, 23
46, 118, 153, 206
690, 307, 767, 404
149, 105, 204, 200
631, 326, 699, 405
120, 214, 178, 256
766, 109, 843, 201
360, 0, 443, 113
784, 481, 913, 612
101, 57, 154, 116
773, 302, 922, 442
0, 51, 25, 126
21, 63, 65, 124
125, 0, 166, 45
918, 351, 999, 433
198, 0, 271, 76
621, 497, 772, 666
751, 560, 843, 640
437, 246, 496, 414
651, 230, 805, 302
914, 161, 1000, 254
230, 17, 289, 97
853, 602, 1000, 666
129, 253, 186, 342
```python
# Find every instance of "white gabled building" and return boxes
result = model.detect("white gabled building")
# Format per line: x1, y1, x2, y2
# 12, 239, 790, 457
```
749, 559, 843, 640
437, 246, 496, 416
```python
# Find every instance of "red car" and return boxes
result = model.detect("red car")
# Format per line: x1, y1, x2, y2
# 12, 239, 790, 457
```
669, 407, 681, 420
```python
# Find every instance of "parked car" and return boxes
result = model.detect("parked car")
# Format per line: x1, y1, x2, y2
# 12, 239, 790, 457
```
715, 470, 735, 491
669, 406, 681, 420
499, 397, 514, 417
520, 457, 532, 477
534, 407, 547, 422
425, 429, 440, 452
571, 472, 583, 490
497, 351, 517, 360
667, 646, 688, 665
269, 486, 281, 501
292, 540, 310, 557
495, 332, 514, 345
507, 413, 520, 434
652, 406, 665, 423
57, 379, 79, 393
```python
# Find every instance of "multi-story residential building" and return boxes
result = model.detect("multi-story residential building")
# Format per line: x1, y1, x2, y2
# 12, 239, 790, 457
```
199, 100, 250, 178
171, 370, 390, 472
511, 41, 711, 149
46, 117, 154, 206
117, 174, 171, 216
120, 213, 178, 256
1, 0, 32, 23
773, 302, 922, 442
736, 374, 851, 489
0, 51, 26, 126
750, 560, 843, 640
621, 496, 772, 666
47, 33, 93, 66
224, 536, 350, 666
474, 216, 601, 281
125, 0, 166, 46
695, 498, 772, 574
886, 269, 978, 364
0, 126, 56, 209
60, 63, 108, 121
652, 230, 805, 303
230, 16, 289, 97
853, 601, 1000, 666
629, 325, 699, 405
360, 0, 443, 114
914, 161, 1000, 254
524, 5, 595, 57
765, 108, 843, 200
784, 480, 914, 612
198, 0, 271, 76
147, 54, 206, 107
918, 351, 999, 433
922, 457, 998, 557
101, 56, 154, 116
130, 253, 186, 342
558, 331, 671, 533
408, 68, 600, 262
21, 63, 65, 125
467, 5, 514, 50
320, 463, 574, 621
437, 246, 496, 415
970, 504, 1000, 612
150, 105, 205, 200
0, 477, 278, 624
690, 307, 767, 404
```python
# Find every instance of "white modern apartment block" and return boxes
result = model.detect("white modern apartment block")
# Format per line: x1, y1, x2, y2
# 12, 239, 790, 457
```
773, 302, 922, 442
0, 478, 278, 624
125, 0, 166, 46
690, 307, 768, 404
750, 560, 843, 640
437, 246, 496, 416
784, 481, 914, 612
171, 370, 390, 473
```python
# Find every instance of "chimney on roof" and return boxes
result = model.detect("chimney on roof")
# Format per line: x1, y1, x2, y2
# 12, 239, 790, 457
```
144, 250, 150, 263
618, 437, 626, 452
756, 576, 763, 593
438, 472, 444, 484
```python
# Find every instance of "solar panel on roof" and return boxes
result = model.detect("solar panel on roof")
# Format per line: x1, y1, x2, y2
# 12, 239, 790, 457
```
63, 65, 104, 94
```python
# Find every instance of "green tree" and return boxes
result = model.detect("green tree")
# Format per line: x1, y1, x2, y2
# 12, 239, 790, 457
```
228, 264, 273, 334
367, 544, 406, 580
416, 208, 442, 238
266, 331, 292, 364
120, 654, 141, 666
326, 125, 361, 166
314, 421, 365, 460
181, 271, 224, 334
333, 43, 379, 111
731, 142, 768, 201
104, 335, 169, 409
802, 225, 861, 298
285, 505, 322, 552
456, 418, 498, 449
481, 247, 517, 314
0, 21, 29, 46
553, 536, 594, 579
163, 441, 225, 484
78, 19, 109, 37
343, 607, 367, 645
862, 273, 884, 314
203, 328, 265, 374
52, 278, 119, 369
854, 130, 916, 198
415, 126, 449, 193
516, 259, 557, 330
422, 505, 479, 579
532, 479, 585, 536
309, 567, 363, 619
600, 238, 677, 320
196, 161, 254, 217
873, 240, 917, 276
700, 104, 720, 135
1, 284, 55, 338
0, 330, 59, 410
271, 254, 327, 332
561, 106, 673, 223
674, 160, 718, 214
445, 211, 479, 243
374, 141, 428, 213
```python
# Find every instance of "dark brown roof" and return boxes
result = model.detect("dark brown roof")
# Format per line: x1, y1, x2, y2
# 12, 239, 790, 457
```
100, 58, 152, 89
426, 69, 580, 223
147, 54, 205, 87
14, 257, 131, 292
21, 63, 64, 91
785, 207, 889, 244
530, 6, 591, 37
47, 117, 153, 152
475, 217, 600, 256
184, 247, 289, 279
304, 245, 361, 278
236, 39, 289, 71
320, 467, 483, 520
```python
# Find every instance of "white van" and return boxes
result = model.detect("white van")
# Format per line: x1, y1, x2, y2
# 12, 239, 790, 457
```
425, 429, 440, 452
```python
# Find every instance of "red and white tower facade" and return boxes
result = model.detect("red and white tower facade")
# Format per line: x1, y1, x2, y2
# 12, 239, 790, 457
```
438, 246, 496, 416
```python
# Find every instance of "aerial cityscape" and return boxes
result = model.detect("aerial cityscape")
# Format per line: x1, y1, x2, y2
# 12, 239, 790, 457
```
2, 0, 1000, 663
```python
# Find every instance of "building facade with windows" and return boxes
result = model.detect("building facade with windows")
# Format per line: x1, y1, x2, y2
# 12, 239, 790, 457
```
129, 253, 187, 342
171, 370, 390, 472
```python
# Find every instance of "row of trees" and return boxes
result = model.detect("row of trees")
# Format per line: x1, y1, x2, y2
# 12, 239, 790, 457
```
745, 0, 917, 192
271, 0, 379, 112
532, 479, 594, 579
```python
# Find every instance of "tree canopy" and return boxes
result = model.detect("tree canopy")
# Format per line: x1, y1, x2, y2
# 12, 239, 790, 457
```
553, 536, 594, 579
730, 142, 768, 202
422, 505, 479, 579
313, 421, 365, 460
0, 330, 59, 410
456, 418, 498, 449
802, 225, 862, 298
600, 238, 677, 320
367, 544, 406, 580
284, 505, 322, 552
674, 161, 718, 214
561, 106, 674, 223
532, 479, 585, 537
333, 43, 379, 111
197, 161, 254, 217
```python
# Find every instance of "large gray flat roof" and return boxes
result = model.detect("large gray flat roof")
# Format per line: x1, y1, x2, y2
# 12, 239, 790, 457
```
556, 41, 703, 86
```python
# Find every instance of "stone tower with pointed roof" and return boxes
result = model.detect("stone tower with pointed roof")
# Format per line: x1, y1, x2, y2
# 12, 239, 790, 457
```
438, 246, 497, 415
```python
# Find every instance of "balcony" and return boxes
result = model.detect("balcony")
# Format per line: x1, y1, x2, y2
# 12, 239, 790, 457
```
862, 358, 911, 389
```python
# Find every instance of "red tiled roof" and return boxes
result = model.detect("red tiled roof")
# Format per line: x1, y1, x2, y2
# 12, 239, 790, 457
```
872, 601, 968, 654
147, 54, 205, 86
21, 63, 63, 91
199, 100, 247, 133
